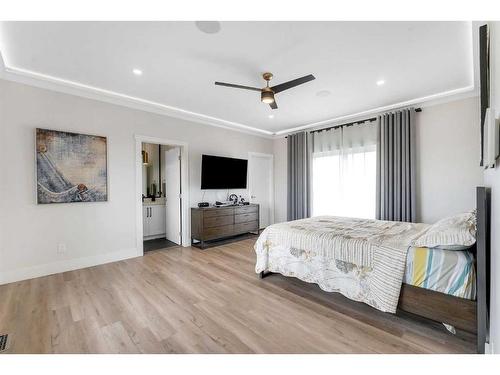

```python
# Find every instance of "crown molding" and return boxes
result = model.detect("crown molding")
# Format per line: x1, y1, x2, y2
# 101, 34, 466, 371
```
0, 51, 275, 139
2, 58, 478, 140
274, 85, 479, 136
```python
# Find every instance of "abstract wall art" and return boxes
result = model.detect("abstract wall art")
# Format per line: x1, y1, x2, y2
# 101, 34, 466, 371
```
36, 128, 108, 204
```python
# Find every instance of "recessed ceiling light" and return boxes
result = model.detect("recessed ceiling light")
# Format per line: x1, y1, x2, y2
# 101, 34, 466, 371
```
195, 21, 221, 34
316, 90, 331, 97
376, 80, 385, 86
268, 114, 274, 119
133, 68, 143, 76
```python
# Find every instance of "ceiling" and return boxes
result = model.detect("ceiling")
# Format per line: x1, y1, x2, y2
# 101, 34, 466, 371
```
0, 21, 474, 136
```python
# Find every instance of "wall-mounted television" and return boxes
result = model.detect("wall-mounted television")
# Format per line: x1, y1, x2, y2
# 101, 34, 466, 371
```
201, 155, 248, 189
201, 154, 248, 189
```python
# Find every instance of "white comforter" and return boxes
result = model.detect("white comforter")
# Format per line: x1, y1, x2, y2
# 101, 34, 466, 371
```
255, 216, 429, 313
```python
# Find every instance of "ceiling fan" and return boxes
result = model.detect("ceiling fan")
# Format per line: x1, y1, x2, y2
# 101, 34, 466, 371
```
214, 72, 315, 109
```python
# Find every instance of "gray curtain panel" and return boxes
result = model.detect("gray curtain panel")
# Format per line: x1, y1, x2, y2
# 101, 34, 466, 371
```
376, 108, 416, 222
287, 131, 311, 221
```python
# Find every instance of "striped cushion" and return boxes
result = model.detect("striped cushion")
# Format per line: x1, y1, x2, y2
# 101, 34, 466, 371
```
413, 210, 476, 250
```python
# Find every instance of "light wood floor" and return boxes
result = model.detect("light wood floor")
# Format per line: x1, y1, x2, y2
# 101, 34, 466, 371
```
0, 238, 476, 353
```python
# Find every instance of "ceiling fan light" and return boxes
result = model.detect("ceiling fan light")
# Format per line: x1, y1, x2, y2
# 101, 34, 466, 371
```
261, 90, 275, 104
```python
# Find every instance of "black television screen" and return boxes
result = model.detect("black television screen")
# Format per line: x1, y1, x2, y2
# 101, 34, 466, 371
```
201, 155, 248, 189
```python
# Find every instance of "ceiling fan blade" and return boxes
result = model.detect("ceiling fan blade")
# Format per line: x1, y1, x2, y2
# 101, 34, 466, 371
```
271, 74, 316, 94
214, 82, 261, 92
269, 101, 278, 110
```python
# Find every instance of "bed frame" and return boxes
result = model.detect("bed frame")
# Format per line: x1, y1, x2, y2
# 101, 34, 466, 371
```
260, 187, 491, 354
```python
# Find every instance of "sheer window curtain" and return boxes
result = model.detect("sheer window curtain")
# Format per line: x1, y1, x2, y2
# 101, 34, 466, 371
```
311, 121, 377, 219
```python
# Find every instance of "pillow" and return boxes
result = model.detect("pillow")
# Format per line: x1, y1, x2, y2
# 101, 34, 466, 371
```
413, 210, 476, 250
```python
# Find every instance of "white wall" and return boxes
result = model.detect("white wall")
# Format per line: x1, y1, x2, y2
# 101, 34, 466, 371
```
483, 21, 500, 354
0, 79, 273, 284
416, 97, 484, 223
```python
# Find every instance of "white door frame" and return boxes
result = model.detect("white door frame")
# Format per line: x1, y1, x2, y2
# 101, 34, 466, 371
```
248, 152, 275, 226
135, 135, 190, 256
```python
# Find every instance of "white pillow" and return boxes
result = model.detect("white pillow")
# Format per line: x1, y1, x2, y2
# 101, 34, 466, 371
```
413, 210, 476, 250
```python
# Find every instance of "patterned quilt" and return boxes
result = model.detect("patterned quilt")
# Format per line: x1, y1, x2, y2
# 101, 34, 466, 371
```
255, 216, 429, 313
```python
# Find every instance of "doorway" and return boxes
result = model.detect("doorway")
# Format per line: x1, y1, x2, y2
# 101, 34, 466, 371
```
248, 152, 274, 229
135, 136, 190, 256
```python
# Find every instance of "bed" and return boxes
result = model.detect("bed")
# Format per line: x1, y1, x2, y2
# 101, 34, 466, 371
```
255, 187, 490, 353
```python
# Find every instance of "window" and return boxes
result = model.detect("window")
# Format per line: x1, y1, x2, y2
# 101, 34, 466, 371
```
311, 122, 377, 219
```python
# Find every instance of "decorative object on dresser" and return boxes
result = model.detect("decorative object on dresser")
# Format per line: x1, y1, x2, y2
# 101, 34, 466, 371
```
229, 193, 239, 204
191, 204, 259, 249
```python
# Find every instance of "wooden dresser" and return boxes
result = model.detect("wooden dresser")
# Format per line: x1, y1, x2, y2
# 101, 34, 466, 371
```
191, 204, 259, 248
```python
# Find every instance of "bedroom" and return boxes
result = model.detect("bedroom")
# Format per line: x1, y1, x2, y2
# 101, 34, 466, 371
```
0, 1, 500, 373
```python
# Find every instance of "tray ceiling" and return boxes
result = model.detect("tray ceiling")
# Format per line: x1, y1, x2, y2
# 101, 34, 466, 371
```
0, 21, 474, 135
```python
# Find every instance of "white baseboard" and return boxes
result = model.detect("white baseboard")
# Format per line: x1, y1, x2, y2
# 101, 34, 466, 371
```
0, 247, 140, 285
485, 342, 495, 354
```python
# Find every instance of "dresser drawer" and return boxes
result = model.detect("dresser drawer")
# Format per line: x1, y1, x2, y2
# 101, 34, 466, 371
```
234, 212, 258, 224
234, 205, 258, 215
191, 204, 259, 247
204, 214, 234, 228
203, 207, 234, 218
234, 221, 258, 234
203, 225, 234, 240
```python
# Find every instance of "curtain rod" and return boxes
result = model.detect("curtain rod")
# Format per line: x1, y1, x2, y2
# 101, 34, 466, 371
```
309, 107, 422, 134
285, 108, 422, 137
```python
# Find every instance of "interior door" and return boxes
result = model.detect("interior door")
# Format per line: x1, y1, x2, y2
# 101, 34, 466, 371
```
248, 153, 273, 229
164, 147, 182, 245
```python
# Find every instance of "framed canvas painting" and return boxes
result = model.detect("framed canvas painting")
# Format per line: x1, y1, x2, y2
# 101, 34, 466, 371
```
36, 128, 108, 204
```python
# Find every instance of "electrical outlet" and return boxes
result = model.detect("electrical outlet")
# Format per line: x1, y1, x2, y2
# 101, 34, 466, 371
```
57, 243, 67, 255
